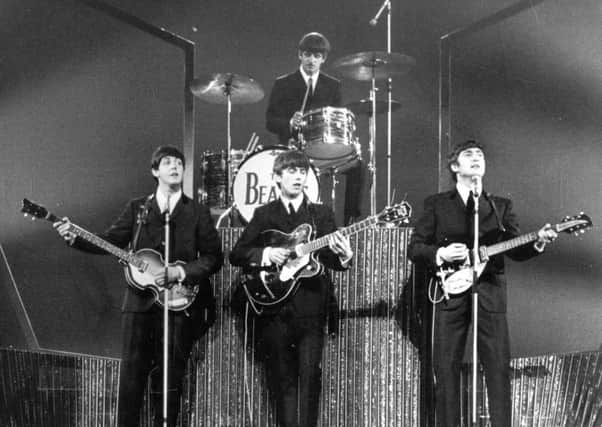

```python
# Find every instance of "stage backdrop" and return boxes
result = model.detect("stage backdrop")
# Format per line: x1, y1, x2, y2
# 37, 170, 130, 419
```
0, 0, 600, 358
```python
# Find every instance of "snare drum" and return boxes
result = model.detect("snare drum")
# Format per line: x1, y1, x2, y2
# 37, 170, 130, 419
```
301, 107, 358, 160
232, 147, 320, 223
199, 149, 245, 208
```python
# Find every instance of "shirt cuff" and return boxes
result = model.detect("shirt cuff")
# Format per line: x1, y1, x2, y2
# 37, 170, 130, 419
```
533, 241, 546, 253
339, 254, 352, 268
261, 247, 273, 266
176, 265, 186, 282
435, 248, 445, 266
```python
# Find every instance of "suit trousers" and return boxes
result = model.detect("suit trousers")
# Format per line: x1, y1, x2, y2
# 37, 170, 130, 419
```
255, 308, 326, 427
432, 297, 511, 427
117, 308, 198, 427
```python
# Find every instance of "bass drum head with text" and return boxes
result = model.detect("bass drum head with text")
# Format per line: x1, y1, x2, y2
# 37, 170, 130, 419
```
232, 146, 319, 223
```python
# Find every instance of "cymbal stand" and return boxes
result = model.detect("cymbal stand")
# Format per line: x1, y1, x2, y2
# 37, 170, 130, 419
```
385, 1, 393, 206
368, 77, 377, 216
224, 76, 233, 207
370, 0, 393, 206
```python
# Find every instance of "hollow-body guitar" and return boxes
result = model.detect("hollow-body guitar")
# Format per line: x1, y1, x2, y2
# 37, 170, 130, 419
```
241, 202, 411, 309
21, 198, 198, 311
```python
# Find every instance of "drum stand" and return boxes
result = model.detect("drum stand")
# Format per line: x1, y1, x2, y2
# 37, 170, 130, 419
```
319, 165, 340, 209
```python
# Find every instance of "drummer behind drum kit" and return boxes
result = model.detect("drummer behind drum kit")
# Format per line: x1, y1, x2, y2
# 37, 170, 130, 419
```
190, 51, 414, 225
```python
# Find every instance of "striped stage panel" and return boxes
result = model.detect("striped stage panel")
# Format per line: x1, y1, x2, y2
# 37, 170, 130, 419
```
1, 227, 600, 426
0, 348, 119, 426
177, 227, 421, 427
462, 351, 602, 427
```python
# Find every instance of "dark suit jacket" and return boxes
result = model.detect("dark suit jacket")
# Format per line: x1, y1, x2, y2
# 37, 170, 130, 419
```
266, 70, 342, 144
72, 194, 223, 313
229, 198, 347, 318
408, 189, 539, 313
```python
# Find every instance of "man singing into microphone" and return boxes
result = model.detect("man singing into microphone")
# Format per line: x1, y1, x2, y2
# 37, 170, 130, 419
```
408, 140, 557, 427
54, 146, 223, 426
266, 32, 364, 225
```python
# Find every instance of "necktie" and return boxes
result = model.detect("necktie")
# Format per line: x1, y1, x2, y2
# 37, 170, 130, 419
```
288, 203, 296, 216
306, 77, 314, 108
466, 192, 476, 241
466, 191, 475, 214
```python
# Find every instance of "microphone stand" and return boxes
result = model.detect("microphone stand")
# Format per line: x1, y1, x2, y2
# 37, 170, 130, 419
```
470, 188, 480, 426
162, 199, 171, 427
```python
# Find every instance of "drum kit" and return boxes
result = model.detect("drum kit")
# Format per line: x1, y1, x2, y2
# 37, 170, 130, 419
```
190, 50, 414, 225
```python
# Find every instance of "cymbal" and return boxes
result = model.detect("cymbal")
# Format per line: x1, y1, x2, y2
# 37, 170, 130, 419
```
346, 99, 401, 115
331, 51, 415, 81
190, 73, 264, 104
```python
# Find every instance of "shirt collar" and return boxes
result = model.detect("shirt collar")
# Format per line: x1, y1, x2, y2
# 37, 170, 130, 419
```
280, 193, 304, 214
155, 189, 182, 213
299, 66, 319, 90
456, 182, 472, 205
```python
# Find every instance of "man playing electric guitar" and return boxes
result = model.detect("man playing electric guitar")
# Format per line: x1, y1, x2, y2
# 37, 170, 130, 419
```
408, 140, 558, 427
54, 146, 223, 427
230, 150, 352, 427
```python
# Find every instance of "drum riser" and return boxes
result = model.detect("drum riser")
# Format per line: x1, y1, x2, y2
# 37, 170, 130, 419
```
1, 229, 600, 426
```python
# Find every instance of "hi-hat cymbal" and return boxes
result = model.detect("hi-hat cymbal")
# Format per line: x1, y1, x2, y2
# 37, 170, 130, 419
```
331, 51, 415, 81
346, 99, 401, 115
190, 73, 264, 104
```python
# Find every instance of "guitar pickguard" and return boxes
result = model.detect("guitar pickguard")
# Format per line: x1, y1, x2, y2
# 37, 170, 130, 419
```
437, 261, 487, 295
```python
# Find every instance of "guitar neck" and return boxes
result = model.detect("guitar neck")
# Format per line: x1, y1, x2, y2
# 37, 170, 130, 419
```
484, 231, 539, 258
298, 216, 378, 255
44, 211, 143, 269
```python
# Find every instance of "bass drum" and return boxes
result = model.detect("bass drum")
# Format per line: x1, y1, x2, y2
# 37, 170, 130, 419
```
232, 146, 320, 223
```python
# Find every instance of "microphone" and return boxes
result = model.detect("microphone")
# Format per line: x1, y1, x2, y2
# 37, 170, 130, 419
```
369, 0, 390, 26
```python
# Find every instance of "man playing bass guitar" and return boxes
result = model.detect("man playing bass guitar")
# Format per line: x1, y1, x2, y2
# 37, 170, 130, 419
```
54, 146, 223, 427
230, 149, 352, 427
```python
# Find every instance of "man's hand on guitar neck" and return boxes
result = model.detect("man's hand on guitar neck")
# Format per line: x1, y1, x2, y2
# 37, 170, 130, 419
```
534, 223, 558, 252
53, 217, 76, 245
328, 231, 353, 265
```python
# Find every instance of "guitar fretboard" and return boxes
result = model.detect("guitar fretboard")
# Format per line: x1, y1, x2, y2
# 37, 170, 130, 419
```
484, 232, 538, 257
68, 224, 145, 270
298, 216, 379, 256
483, 218, 588, 258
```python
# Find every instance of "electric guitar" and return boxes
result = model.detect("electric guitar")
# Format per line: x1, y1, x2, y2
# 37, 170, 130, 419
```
21, 198, 199, 311
436, 212, 592, 296
240, 202, 411, 310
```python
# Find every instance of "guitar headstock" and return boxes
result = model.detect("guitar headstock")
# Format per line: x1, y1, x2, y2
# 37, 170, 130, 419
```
557, 212, 593, 236
21, 198, 57, 222
376, 201, 412, 226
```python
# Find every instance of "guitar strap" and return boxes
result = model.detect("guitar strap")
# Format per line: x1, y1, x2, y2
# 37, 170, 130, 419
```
485, 192, 506, 234
131, 194, 154, 251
